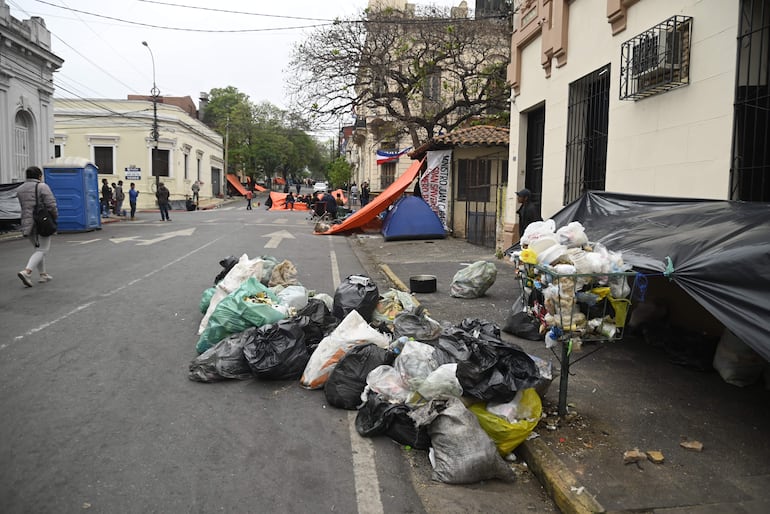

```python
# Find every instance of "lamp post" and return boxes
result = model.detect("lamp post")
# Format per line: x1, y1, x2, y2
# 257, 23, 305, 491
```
141, 41, 160, 193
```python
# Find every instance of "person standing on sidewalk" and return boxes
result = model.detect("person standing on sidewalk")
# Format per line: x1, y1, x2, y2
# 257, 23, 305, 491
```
16, 166, 58, 287
128, 182, 139, 220
191, 180, 200, 205
360, 182, 370, 207
516, 188, 541, 237
156, 182, 171, 221
114, 180, 125, 216
100, 178, 112, 217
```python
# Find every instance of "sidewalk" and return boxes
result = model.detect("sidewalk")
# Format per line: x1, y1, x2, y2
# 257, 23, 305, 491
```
350, 234, 770, 514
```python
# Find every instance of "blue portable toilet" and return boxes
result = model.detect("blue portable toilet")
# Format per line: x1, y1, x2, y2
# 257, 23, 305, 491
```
43, 157, 101, 232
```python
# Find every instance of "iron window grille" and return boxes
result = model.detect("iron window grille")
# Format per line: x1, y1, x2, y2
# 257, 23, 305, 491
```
619, 16, 693, 101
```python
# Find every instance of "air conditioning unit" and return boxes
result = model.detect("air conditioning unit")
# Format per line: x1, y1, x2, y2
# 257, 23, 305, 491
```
631, 28, 682, 80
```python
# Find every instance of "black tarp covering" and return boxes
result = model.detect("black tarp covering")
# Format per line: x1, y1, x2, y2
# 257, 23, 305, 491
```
518, 191, 770, 361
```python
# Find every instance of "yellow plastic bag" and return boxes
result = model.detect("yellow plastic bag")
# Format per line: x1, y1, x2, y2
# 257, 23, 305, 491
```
469, 388, 542, 456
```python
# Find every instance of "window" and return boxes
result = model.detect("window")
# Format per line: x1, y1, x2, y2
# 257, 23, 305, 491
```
184, 152, 189, 180
54, 145, 62, 158
564, 65, 610, 204
151, 148, 170, 177
94, 146, 114, 174
380, 162, 396, 188
456, 159, 491, 202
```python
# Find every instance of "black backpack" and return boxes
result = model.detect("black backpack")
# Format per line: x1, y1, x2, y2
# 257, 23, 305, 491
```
33, 183, 57, 237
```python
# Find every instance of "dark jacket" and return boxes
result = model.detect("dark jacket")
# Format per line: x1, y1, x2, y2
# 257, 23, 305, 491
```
517, 201, 541, 237
156, 185, 170, 204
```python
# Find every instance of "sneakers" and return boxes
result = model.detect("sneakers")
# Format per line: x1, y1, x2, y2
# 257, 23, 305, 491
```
38, 273, 53, 283
17, 270, 33, 287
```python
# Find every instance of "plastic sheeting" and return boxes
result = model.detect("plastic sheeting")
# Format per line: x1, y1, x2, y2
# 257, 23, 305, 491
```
520, 191, 770, 361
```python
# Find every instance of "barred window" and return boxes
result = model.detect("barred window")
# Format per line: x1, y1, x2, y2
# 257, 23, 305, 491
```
456, 159, 491, 202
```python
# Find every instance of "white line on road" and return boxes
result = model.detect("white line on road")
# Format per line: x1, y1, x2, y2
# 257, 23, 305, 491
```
9, 236, 226, 346
349, 412, 384, 514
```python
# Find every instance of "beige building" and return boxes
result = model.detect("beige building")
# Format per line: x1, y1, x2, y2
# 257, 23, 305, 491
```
505, 0, 769, 245
54, 98, 223, 210
0, 1, 63, 184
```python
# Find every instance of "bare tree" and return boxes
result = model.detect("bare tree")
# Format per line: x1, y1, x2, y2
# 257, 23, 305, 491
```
287, 5, 511, 148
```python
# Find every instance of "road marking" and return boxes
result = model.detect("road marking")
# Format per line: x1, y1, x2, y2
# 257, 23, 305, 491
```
9, 236, 225, 346
67, 239, 101, 245
124, 227, 197, 246
330, 249, 340, 288
262, 229, 295, 248
110, 236, 140, 243
349, 413, 384, 514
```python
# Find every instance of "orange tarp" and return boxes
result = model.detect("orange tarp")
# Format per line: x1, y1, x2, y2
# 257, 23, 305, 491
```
268, 191, 311, 211
227, 174, 266, 194
318, 159, 424, 234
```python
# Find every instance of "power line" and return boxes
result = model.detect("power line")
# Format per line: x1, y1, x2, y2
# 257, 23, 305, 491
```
136, 0, 335, 22
33, 0, 333, 33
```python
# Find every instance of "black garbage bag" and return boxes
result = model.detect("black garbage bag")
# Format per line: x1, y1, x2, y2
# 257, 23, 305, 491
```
453, 320, 540, 403
428, 325, 474, 365
333, 275, 379, 323
393, 306, 442, 342
501, 311, 543, 341
188, 327, 256, 383
295, 298, 339, 351
324, 344, 396, 410
214, 255, 238, 285
242, 319, 310, 380
355, 390, 431, 450
458, 318, 503, 343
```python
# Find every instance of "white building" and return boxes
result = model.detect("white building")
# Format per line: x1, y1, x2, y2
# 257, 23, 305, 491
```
505, 0, 769, 245
54, 98, 224, 209
0, 0, 63, 183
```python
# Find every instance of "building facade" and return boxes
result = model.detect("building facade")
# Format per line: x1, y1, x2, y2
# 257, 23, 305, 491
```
505, 0, 769, 244
0, 1, 63, 184
54, 98, 223, 210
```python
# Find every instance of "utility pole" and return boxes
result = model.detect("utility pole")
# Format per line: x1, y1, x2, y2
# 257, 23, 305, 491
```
223, 115, 230, 197
142, 41, 160, 194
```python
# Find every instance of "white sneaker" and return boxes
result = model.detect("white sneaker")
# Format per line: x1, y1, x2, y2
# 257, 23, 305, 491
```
38, 273, 53, 283
17, 270, 33, 287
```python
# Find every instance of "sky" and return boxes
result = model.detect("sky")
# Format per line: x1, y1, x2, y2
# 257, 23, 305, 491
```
9, 0, 466, 135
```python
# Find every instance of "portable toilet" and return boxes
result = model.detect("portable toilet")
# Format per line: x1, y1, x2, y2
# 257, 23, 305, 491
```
43, 157, 101, 232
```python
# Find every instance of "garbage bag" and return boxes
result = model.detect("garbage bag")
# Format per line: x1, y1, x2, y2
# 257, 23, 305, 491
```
363, 365, 412, 404
409, 397, 516, 484
269, 260, 299, 287
214, 255, 238, 285
333, 275, 380, 322
413, 363, 463, 404
449, 260, 497, 299
300, 310, 390, 389
470, 388, 542, 456
242, 318, 310, 380
196, 277, 285, 354
200, 287, 217, 314
355, 390, 431, 450
501, 310, 543, 341
274, 284, 309, 314
394, 340, 440, 391
295, 298, 339, 351
188, 327, 256, 383
257, 255, 280, 285
372, 289, 418, 327
393, 307, 442, 342
199, 254, 265, 335
324, 344, 395, 409
452, 320, 539, 403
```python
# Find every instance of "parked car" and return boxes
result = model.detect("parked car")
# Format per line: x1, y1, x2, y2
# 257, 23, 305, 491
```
313, 181, 328, 193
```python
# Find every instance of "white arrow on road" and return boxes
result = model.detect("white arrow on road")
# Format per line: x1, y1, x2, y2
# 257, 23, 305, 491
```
67, 239, 102, 245
135, 227, 197, 246
262, 229, 295, 249
110, 236, 140, 244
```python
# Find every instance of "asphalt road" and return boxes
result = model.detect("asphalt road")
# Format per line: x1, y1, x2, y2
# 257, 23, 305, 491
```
0, 203, 427, 514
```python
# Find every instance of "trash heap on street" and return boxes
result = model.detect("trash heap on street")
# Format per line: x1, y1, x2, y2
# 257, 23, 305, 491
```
190, 254, 552, 485
506, 220, 636, 348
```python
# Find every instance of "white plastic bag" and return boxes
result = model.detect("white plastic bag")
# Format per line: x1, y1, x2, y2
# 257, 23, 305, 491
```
520, 219, 557, 246
556, 221, 588, 248
362, 365, 411, 403
198, 254, 264, 335
300, 310, 390, 389
449, 261, 497, 298
394, 340, 440, 391
414, 363, 463, 403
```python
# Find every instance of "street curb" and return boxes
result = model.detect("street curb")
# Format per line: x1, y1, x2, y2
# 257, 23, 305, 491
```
517, 438, 605, 514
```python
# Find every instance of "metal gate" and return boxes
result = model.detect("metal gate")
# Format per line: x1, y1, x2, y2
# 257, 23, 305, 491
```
465, 159, 502, 248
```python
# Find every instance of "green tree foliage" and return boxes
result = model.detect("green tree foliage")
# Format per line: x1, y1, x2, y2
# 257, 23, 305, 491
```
286, 5, 511, 147
202, 87, 325, 182
327, 156, 352, 190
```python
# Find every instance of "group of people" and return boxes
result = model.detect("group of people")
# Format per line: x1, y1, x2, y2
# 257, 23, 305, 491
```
100, 179, 141, 220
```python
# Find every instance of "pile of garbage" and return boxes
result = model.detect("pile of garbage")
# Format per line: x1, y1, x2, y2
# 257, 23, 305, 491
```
190, 253, 552, 485
507, 220, 635, 346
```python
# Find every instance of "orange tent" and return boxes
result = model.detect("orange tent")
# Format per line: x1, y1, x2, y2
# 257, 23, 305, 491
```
317, 159, 424, 234
267, 191, 310, 211
227, 174, 266, 193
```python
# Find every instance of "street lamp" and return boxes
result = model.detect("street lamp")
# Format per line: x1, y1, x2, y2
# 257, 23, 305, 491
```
141, 41, 160, 193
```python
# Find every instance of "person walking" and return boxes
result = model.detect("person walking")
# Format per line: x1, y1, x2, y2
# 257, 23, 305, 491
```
128, 182, 139, 220
100, 178, 112, 217
360, 182, 370, 207
114, 180, 125, 216
246, 190, 253, 210
191, 180, 200, 205
516, 188, 542, 237
16, 166, 58, 287
295, 181, 301, 195
156, 182, 171, 221
350, 182, 358, 206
